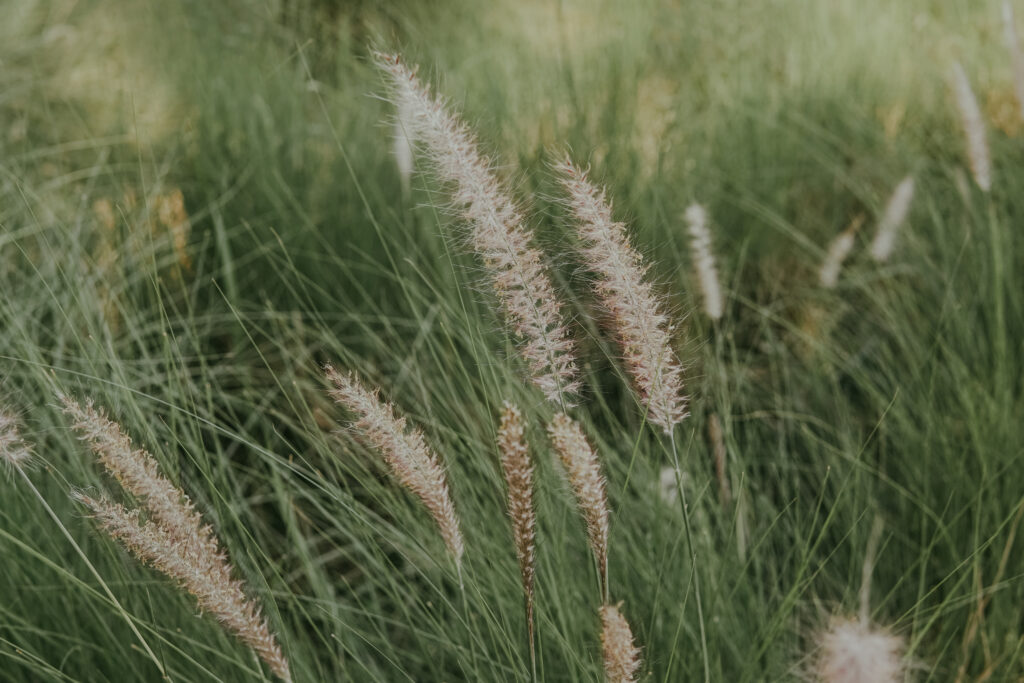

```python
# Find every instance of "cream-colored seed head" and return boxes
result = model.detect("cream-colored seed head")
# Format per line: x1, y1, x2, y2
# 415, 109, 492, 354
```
820, 216, 864, 288
556, 159, 687, 432
684, 203, 724, 320
547, 413, 609, 594
0, 410, 31, 471
325, 365, 465, 564
600, 603, 642, 683
64, 396, 290, 682
816, 618, 904, 683
376, 52, 579, 406
870, 176, 915, 263
950, 61, 991, 192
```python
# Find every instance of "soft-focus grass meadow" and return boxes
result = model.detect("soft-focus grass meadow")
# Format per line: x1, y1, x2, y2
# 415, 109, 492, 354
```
1, 0, 1022, 680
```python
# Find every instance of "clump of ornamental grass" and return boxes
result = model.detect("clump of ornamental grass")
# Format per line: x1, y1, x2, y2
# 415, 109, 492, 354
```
325, 365, 465, 567
555, 158, 687, 433
600, 603, 642, 683
375, 52, 580, 407
684, 203, 724, 321
547, 413, 610, 600
870, 176, 915, 263
950, 61, 992, 192
496, 402, 537, 677
62, 394, 291, 682
819, 215, 864, 288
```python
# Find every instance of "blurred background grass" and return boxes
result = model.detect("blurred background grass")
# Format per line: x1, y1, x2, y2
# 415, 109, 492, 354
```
0, 0, 1022, 680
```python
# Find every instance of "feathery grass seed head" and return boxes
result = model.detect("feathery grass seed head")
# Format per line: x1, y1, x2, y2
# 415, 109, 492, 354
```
76, 492, 291, 682
815, 618, 904, 683
950, 61, 992, 192
684, 203, 724, 320
556, 159, 687, 432
600, 603, 641, 683
547, 413, 609, 592
375, 52, 579, 406
325, 365, 465, 563
869, 176, 915, 263
0, 409, 31, 472
820, 216, 864, 288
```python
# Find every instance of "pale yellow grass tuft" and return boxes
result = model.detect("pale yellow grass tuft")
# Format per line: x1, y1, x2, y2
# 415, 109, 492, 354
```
600, 603, 642, 683
950, 61, 992, 192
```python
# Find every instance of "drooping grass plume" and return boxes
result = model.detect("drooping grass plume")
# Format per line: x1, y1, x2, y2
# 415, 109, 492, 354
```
76, 493, 292, 682
1004, 2, 1024, 121
869, 176, 915, 263
684, 203, 724, 320
0, 409, 31, 472
375, 52, 579, 406
600, 603, 642, 683
950, 61, 992, 192
819, 215, 864, 288
547, 413, 609, 598
63, 396, 290, 682
325, 365, 465, 564
814, 618, 904, 683
555, 159, 687, 432
496, 402, 537, 675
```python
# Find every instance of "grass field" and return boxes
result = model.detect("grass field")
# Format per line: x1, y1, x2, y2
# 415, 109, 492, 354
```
1, 0, 1022, 680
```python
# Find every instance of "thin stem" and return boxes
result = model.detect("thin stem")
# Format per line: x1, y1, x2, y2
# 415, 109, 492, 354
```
17, 467, 165, 677
668, 431, 710, 683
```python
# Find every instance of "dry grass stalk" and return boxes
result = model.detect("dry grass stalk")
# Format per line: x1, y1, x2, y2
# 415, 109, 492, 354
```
547, 413, 609, 597
684, 203, 724, 320
76, 494, 291, 682
556, 159, 687, 432
0, 409, 31, 472
869, 176, 915, 263
496, 402, 537, 671
376, 52, 579, 406
815, 618, 904, 683
325, 365, 465, 564
1005, 2, 1024, 121
708, 413, 731, 505
819, 215, 864, 288
950, 61, 992, 192
600, 603, 641, 683
64, 396, 290, 681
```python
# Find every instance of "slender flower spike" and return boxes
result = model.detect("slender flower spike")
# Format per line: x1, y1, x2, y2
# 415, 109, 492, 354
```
684, 204, 724, 320
815, 618, 904, 683
950, 61, 992, 192
64, 396, 290, 682
1005, 1, 1024, 121
869, 176, 915, 263
325, 365, 465, 564
375, 52, 579, 406
0, 410, 31, 472
556, 159, 688, 432
547, 413, 609, 596
820, 215, 864, 288
600, 603, 642, 683
77, 494, 291, 682
497, 402, 537, 668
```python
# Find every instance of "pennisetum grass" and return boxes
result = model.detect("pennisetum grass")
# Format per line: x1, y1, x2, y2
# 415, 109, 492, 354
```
555, 158, 688, 432
869, 176, 915, 263
496, 401, 537, 679
375, 52, 580, 408
684, 203, 724, 321
324, 365, 465, 566
547, 413, 610, 602
62, 395, 291, 682
600, 603, 642, 683
819, 215, 864, 288
1004, 1, 1024, 121
950, 61, 992, 193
